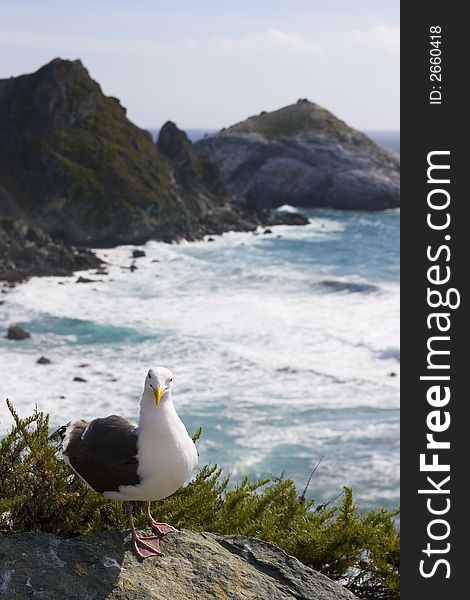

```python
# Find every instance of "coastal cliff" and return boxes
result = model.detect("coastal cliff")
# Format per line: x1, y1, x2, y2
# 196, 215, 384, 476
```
0, 59, 286, 250
195, 99, 400, 211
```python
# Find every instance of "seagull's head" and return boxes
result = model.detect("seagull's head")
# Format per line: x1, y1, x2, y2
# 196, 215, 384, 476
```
145, 366, 174, 408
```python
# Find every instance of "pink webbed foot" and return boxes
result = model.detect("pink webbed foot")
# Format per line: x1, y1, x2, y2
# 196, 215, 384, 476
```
132, 535, 162, 559
149, 521, 178, 536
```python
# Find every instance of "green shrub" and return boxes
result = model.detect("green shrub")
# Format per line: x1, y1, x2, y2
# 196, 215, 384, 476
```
0, 401, 399, 599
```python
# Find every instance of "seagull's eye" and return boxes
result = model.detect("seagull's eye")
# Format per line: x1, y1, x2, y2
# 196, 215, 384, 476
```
169, 378, 173, 383
148, 373, 151, 379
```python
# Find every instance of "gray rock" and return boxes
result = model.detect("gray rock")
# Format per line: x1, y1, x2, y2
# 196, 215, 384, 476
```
37, 356, 51, 364
195, 100, 399, 211
268, 212, 309, 226
6, 324, 30, 340
131, 250, 146, 258
0, 217, 101, 283
0, 530, 358, 600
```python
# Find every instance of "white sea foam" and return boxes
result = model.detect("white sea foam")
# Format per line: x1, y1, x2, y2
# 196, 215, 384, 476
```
0, 210, 399, 509
276, 204, 299, 213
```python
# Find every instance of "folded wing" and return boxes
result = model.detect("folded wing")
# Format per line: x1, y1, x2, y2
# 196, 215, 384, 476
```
63, 415, 141, 493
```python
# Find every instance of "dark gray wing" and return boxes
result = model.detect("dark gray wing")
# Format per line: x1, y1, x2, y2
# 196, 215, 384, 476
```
63, 415, 140, 493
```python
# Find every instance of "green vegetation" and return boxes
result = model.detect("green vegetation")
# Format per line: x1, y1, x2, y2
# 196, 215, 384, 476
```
227, 100, 354, 141
47, 88, 172, 209
0, 401, 399, 600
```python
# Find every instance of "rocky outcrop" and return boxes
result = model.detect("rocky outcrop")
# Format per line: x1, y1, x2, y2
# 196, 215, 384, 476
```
156, 121, 274, 237
5, 324, 31, 340
195, 99, 400, 211
0, 217, 101, 282
0, 529, 357, 600
37, 356, 52, 364
0, 60, 302, 249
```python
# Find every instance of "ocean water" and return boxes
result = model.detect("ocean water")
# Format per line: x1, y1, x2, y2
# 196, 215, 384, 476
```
364, 131, 400, 154
0, 209, 399, 511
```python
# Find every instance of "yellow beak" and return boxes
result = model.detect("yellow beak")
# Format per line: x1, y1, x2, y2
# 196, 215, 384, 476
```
154, 385, 164, 407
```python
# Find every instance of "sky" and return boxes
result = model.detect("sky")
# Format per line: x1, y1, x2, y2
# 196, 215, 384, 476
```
0, 1, 399, 131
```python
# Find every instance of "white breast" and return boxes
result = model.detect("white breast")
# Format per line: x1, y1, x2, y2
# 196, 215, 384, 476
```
104, 399, 198, 501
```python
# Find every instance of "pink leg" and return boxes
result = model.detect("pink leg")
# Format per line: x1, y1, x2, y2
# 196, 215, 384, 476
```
125, 501, 162, 559
143, 501, 178, 536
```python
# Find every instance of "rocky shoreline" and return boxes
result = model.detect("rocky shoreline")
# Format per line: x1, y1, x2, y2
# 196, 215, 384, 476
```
0, 60, 399, 284
0, 59, 308, 254
0, 214, 307, 284
0, 217, 102, 283
0, 59, 310, 283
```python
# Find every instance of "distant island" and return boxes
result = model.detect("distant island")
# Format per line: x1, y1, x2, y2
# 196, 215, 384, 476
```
195, 100, 400, 211
0, 58, 398, 282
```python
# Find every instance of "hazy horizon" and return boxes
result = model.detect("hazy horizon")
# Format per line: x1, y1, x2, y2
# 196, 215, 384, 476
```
147, 126, 400, 134
0, 1, 399, 131
148, 127, 400, 155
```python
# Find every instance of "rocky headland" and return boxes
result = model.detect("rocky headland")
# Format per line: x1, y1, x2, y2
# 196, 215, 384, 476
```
0, 59, 295, 252
0, 529, 358, 600
195, 99, 400, 211
0, 59, 310, 281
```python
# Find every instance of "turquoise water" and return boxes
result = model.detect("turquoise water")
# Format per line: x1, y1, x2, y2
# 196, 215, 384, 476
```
0, 209, 399, 510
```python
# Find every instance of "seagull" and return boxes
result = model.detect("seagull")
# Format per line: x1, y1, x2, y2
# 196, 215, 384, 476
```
57, 366, 198, 558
